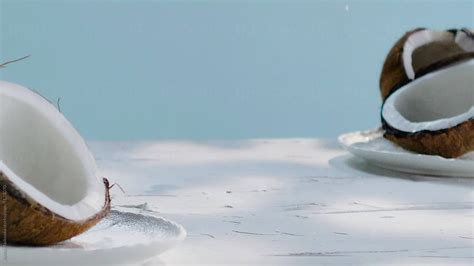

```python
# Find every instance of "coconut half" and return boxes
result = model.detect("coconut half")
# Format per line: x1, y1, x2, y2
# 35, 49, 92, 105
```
380, 28, 474, 158
0, 81, 110, 245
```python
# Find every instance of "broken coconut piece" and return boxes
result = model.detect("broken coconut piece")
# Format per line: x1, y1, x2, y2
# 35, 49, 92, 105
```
0, 81, 110, 245
380, 28, 474, 158
380, 28, 474, 100
402, 29, 454, 80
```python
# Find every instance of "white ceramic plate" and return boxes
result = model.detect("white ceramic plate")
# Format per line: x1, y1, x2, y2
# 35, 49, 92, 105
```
0, 210, 186, 265
338, 128, 474, 177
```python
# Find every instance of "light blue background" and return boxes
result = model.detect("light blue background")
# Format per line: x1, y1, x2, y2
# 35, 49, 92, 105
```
0, 0, 473, 140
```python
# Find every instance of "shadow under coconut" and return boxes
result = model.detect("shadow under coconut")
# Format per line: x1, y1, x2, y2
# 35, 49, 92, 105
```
329, 154, 474, 188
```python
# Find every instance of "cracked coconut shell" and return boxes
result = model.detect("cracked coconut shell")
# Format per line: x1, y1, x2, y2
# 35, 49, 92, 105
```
0, 177, 111, 246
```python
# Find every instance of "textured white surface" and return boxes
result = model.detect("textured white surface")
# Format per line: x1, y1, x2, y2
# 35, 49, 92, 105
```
89, 139, 473, 265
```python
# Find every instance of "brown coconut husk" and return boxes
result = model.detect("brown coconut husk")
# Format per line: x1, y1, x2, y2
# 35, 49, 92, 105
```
384, 120, 474, 158
0, 175, 111, 246
380, 28, 474, 158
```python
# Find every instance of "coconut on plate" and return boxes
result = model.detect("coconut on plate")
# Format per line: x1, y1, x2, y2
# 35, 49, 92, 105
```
0, 81, 110, 245
379, 28, 474, 158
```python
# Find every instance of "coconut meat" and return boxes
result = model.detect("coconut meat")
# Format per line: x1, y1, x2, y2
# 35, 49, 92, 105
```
0, 81, 105, 222
455, 28, 474, 52
382, 58, 474, 133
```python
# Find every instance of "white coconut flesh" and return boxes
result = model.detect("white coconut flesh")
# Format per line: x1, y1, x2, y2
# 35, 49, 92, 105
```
455, 28, 474, 52
382, 59, 474, 133
0, 81, 105, 222
402, 29, 474, 80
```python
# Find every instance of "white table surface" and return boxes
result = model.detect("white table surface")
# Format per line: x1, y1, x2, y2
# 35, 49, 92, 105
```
90, 138, 474, 265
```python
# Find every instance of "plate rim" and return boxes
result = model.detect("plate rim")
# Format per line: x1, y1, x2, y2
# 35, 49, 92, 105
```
338, 128, 474, 177
0, 210, 187, 263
